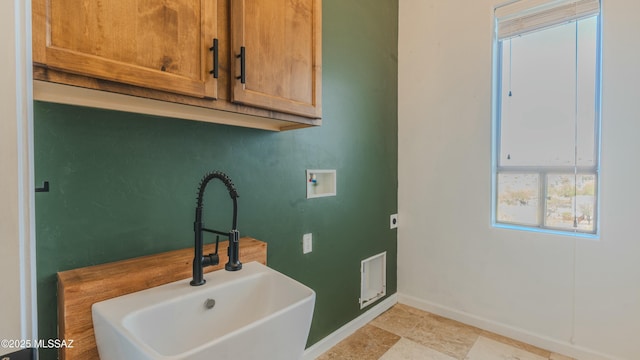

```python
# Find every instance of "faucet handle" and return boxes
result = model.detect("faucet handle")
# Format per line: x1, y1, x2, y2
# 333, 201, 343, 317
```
203, 253, 219, 267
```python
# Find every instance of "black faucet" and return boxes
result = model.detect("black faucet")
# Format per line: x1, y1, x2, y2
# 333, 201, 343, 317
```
190, 171, 242, 286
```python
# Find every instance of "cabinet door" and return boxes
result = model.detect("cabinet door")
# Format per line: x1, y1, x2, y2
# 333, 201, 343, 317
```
230, 0, 322, 118
33, 0, 218, 99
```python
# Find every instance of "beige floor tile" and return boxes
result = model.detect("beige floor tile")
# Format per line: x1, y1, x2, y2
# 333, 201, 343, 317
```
405, 313, 481, 359
479, 330, 551, 358
380, 338, 457, 360
465, 336, 547, 360
316, 324, 401, 360
370, 304, 425, 337
549, 353, 575, 360
393, 303, 433, 318
319, 304, 563, 360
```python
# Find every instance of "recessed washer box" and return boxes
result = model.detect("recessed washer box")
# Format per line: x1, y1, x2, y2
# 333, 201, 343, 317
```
306, 169, 336, 198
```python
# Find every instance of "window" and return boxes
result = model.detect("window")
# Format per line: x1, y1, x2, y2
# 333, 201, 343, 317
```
493, 0, 601, 235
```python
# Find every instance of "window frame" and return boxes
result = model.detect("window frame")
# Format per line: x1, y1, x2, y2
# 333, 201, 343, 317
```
491, 11, 603, 238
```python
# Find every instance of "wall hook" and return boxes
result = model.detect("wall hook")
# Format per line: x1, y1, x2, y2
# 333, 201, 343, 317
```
35, 181, 50, 193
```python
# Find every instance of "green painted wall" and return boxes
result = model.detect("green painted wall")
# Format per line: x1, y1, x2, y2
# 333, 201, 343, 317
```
34, 0, 398, 358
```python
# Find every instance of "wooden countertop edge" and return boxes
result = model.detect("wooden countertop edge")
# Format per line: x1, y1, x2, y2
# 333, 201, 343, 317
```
58, 237, 265, 284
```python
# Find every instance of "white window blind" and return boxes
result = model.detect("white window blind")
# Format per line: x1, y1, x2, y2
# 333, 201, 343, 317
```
496, 0, 600, 40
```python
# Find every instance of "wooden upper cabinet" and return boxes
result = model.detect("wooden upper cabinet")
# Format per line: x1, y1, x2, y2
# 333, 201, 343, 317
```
33, 0, 218, 99
32, 0, 323, 130
230, 0, 322, 118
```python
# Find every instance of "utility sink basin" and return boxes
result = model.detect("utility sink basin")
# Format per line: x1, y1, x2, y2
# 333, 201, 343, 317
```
92, 261, 315, 360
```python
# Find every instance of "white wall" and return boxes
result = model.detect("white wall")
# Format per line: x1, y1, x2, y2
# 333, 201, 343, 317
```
398, 0, 640, 359
0, 0, 36, 351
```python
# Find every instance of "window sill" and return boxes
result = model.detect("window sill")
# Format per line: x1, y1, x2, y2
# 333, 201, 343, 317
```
492, 222, 599, 240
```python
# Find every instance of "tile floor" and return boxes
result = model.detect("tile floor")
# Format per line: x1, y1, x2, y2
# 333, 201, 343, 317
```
317, 304, 574, 360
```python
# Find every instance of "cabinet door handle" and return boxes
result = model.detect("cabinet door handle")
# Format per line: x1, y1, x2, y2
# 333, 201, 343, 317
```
236, 46, 246, 84
209, 38, 219, 79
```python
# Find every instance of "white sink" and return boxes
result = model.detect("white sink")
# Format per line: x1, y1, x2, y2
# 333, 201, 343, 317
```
92, 261, 315, 360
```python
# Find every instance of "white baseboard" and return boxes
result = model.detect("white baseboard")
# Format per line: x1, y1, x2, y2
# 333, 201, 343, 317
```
398, 293, 619, 360
302, 293, 398, 360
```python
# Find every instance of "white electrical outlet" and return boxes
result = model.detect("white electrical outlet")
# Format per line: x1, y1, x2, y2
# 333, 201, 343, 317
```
390, 214, 398, 229
303, 233, 313, 254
